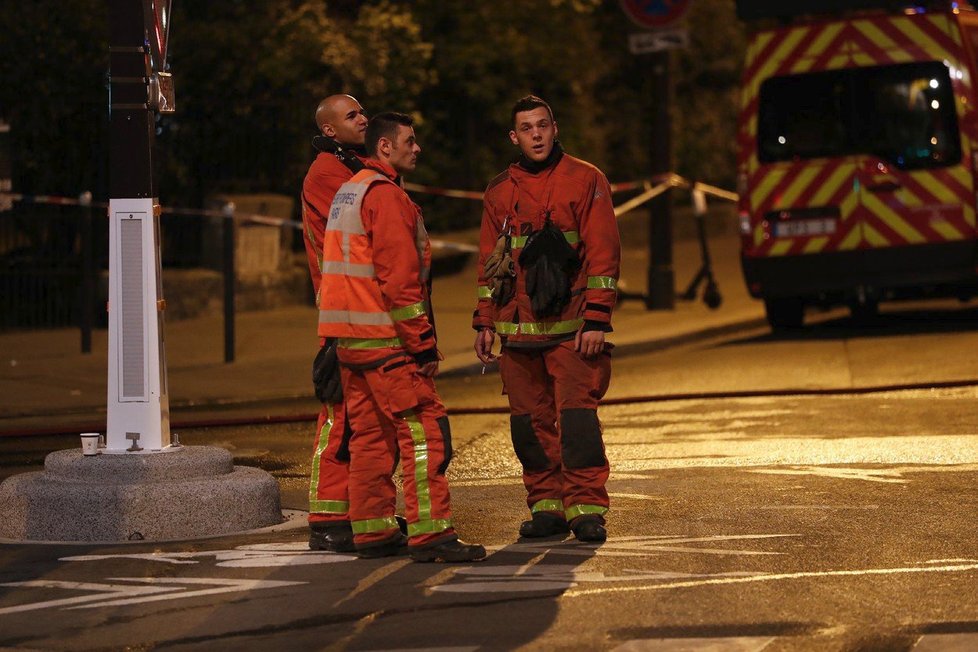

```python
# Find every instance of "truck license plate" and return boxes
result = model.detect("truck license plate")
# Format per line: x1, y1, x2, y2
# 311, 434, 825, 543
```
774, 218, 837, 237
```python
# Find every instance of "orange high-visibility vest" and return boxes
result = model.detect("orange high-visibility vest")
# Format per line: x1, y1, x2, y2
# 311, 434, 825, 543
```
318, 169, 429, 341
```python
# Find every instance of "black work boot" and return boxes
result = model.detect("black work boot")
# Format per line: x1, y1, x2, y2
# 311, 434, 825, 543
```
308, 521, 355, 553
570, 515, 607, 543
409, 535, 487, 563
356, 531, 408, 559
519, 512, 570, 538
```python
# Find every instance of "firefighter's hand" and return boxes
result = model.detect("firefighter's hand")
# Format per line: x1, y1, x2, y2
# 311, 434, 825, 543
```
474, 329, 496, 364
418, 360, 439, 377
575, 329, 605, 359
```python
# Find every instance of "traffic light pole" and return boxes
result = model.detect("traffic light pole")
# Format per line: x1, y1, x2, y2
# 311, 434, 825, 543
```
646, 49, 674, 310
105, 0, 171, 452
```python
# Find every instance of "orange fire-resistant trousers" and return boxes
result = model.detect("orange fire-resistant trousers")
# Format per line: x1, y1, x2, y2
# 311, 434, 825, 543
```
499, 339, 612, 523
341, 358, 455, 548
307, 402, 351, 524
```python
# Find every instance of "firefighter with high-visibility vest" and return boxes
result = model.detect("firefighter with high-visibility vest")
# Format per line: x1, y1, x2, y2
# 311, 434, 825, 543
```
300, 94, 368, 553
474, 95, 620, 543
320, 111, 486, 562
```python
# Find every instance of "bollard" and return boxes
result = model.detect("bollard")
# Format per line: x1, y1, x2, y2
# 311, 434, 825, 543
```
79, 191, 94, 354
222, 201, 236, 363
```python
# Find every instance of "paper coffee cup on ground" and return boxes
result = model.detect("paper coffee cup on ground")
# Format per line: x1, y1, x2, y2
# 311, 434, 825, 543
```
80, 433, 101, 456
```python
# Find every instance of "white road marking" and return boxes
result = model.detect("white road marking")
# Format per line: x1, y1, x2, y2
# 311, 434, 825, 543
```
922, 558, 978, 564
432, 564, 760, 594
365, 648, 478, 652
448, 477, 524, 487
610, 493, 666, 501
0, 577, 303, 615
436, 580, 576, 593
758, 505, 879, 510
68, 577, 303, 608
488, 534, 798, 558
606, 438, 978, 471
611, 637, 775, 651
749, 467, 909, 484
334, 559, 412, 608
913, 633, 978, 651
562, 562, 978, 598
0, 580, 173, 615
61, 544, 356, 567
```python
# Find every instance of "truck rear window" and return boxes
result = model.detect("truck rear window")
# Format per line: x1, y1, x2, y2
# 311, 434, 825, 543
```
758, 62, 961, 170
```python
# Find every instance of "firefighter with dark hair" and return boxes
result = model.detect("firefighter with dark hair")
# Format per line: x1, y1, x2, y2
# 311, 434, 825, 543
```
474, 95, 621, 543
321, 111, 486, 562
300, 94, 368, 553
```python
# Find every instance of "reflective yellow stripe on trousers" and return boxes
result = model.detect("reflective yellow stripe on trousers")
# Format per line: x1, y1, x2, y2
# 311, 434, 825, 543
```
308, 404, 350, 515
531, 499, 564, 514
565, 504, 608, 521
402, 410, 454, 538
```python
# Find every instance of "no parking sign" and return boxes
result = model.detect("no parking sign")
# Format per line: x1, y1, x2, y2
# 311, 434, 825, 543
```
619, 0, 692, 29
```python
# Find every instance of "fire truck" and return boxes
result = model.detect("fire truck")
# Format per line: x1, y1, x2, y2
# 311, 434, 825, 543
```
736, 0, 978, 329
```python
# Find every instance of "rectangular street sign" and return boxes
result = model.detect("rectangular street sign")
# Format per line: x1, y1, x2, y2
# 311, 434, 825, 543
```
629, 28, 689, 55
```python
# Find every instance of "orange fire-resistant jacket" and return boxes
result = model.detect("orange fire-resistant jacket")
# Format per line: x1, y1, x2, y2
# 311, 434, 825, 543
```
301, 142, 365, 299
473, 153, 621, 344
318, 160, 437, 365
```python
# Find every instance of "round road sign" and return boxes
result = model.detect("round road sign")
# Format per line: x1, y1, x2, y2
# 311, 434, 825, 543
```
619, 0, 692, 29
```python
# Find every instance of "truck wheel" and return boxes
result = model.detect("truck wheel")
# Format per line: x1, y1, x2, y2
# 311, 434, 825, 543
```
849, 299, 879, 324
764, 297, 804, 331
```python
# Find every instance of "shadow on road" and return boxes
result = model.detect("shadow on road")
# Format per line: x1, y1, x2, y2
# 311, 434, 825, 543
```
327, 537, 599, 651
721, 304, 978, 348
101, 533, 601, 651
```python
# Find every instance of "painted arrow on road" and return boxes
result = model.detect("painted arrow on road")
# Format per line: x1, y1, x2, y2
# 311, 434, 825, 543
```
0, 576, 304, 615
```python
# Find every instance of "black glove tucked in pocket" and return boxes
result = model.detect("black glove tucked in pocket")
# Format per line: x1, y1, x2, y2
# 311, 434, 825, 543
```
312, 338, 343, 404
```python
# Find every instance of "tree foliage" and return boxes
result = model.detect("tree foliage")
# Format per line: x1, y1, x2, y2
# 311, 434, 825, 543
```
0, 0, 108, 195
1, 0, 746, 229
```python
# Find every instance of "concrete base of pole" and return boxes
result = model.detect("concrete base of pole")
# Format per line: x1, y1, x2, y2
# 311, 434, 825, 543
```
0, 446, 282, 542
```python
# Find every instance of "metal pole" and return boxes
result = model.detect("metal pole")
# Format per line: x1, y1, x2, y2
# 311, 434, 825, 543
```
646, 49, 674, 310
105, 0, 172, 452
80, 191, 94, 354
222, 202, 236, 363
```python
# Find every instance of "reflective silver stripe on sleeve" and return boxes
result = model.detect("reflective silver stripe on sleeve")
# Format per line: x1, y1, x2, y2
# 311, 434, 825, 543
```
319, 310, 394, 326
321, 261, 376, 278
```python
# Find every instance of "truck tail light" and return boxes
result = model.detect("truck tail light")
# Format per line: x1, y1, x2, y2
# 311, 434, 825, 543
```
739, 211, 752, 235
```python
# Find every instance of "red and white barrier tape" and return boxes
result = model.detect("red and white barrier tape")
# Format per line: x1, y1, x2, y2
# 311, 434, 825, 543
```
1, 173, 736, 254
404, 179, 654, 199
402, 183, 484, 200
0, 192, 476, 253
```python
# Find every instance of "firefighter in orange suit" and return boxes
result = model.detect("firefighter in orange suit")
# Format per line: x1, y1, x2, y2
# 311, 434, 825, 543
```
299, 94, 368, 553
473, 95, 620, 543
320, 111, 486, 562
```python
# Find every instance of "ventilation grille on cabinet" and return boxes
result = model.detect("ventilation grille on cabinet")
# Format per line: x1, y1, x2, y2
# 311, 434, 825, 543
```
120, 217, 146, 400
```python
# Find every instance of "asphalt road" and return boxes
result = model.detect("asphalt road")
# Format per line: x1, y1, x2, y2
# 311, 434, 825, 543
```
2, 303, 978, 651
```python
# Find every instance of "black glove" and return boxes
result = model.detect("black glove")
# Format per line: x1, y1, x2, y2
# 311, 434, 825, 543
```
312, 339, 343, 404
518, 220, 580, 319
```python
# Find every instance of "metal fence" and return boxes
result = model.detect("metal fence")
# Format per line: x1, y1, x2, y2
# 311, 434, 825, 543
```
0, 202, 252, 332
0, 202, 104, 331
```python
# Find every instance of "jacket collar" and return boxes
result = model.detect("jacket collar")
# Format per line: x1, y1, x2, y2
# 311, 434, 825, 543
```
363, 158, 400, 183
513, 140, 564, 175
312, 135, 366, 157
